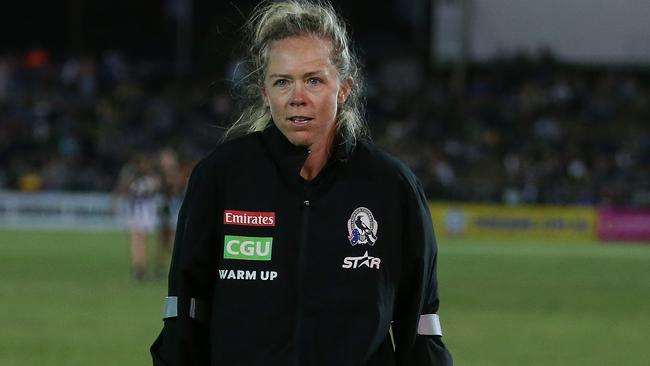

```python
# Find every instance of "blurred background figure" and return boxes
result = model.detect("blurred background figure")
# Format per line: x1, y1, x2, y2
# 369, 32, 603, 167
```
116, 153, 161, 282
155, 148, 185, 279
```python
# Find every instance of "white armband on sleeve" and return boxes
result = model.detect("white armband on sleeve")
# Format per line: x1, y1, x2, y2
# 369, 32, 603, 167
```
417, 314, 443, 336
162, 296, 208, 321
163, 296, 178, 319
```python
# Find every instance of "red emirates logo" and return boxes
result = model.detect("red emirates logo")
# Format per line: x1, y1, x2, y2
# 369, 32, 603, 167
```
224, 210, 276, 227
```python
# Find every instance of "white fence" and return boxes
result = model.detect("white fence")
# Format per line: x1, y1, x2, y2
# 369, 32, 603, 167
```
0, 190, 128, 231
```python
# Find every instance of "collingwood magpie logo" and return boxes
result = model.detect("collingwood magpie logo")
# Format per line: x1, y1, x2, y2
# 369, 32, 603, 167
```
347, 207, 378, 246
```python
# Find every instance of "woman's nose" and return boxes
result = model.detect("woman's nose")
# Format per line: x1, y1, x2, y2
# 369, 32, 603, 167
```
290, 84, 306, 107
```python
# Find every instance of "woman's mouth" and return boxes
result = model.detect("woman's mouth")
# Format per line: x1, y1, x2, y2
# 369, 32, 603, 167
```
288, 116, 313, 124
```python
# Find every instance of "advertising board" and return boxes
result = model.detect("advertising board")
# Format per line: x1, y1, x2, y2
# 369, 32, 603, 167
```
429, 203, 597, 241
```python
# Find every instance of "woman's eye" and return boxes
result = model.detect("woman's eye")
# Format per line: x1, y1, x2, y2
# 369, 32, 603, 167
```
274, 79, 288, 87
307, 78, 321, 86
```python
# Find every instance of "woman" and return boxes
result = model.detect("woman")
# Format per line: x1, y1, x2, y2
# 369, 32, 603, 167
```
151, 1, 452, 365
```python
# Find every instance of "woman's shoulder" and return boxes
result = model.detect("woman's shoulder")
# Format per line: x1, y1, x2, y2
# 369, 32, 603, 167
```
200, 132, 264, 166
188, 132, 264, 178
355, 140, 420, 186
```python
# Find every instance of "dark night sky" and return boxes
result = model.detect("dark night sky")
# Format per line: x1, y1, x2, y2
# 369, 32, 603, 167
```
0, 0, 414, 61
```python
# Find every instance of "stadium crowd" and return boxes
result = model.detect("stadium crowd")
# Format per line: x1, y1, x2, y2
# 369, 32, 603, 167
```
1, 49, 649, 207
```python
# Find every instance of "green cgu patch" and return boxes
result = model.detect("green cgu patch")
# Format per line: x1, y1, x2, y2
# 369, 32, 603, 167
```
223, 235, 273, 260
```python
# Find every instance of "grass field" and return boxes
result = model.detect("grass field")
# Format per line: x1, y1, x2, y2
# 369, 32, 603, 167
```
1, 229, 649, 365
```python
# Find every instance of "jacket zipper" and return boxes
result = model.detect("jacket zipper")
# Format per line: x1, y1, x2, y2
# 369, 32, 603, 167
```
294, 198, 310, 366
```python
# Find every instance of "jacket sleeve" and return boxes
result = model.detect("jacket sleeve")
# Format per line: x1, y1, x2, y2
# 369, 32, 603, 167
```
151, 160, 219, 365
393, 176, 452, 366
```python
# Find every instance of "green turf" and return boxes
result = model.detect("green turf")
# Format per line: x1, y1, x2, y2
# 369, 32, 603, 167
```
0, 230, 167, 366
1, 230, 649, 365
439, 238, 650, 366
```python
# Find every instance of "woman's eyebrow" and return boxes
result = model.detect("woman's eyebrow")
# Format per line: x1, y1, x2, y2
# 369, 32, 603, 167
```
268, 70, 326, 79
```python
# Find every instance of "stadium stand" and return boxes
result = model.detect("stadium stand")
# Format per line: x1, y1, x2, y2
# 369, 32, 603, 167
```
1, 51, 649, 207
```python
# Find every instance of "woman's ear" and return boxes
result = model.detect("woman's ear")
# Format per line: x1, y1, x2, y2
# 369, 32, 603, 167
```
338, 78, 352, 104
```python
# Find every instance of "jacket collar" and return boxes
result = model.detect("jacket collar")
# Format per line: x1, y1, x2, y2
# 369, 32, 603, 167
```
261, 123, 354, 189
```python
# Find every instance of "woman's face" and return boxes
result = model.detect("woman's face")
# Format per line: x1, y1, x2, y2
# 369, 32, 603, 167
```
262, 35, 349, 150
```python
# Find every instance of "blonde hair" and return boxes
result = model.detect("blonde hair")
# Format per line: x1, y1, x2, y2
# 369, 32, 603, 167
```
225, 0, 367, 143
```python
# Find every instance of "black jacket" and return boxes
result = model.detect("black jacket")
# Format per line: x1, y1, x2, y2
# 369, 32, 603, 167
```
151, 125, 452, 365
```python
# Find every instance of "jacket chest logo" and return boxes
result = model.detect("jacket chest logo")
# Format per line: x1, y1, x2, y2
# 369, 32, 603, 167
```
223, 210, 276, 227
344, 207, 381, 270
223, 235, 273, 261
342, 251, 381, 269
347, 207, 379, 246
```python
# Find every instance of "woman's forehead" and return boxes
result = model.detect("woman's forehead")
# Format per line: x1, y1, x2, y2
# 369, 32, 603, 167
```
266, 35, 335, 73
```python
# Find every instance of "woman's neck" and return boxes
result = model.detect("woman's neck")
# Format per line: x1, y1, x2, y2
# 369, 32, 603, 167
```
300, 149, 328, 181
299, 132, 336, 181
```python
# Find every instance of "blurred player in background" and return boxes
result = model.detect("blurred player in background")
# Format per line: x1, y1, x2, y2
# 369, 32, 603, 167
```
116, 153, 161, 282
155, 148, 185, 279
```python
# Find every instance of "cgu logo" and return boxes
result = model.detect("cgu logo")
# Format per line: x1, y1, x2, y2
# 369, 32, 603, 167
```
223, 235, 273, 261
